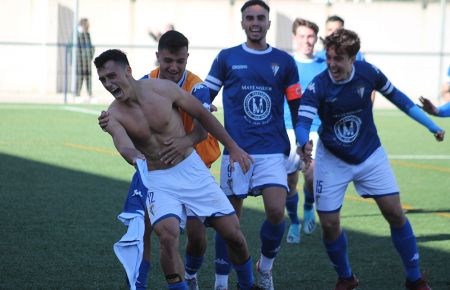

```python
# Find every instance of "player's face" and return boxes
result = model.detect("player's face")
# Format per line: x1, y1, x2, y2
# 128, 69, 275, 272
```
325, 21, 343, 37
156, 47, 189, 83
241, 5, 271, 45
326, 47, 355, 81
97, 60, 132, 101
294, 26, 318, 58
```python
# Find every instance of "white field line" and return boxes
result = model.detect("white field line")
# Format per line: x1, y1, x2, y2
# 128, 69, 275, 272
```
63, 106, 101, 115
389, 155, 450, 160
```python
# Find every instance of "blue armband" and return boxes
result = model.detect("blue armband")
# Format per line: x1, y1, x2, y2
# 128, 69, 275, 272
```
408, 105, 442, 133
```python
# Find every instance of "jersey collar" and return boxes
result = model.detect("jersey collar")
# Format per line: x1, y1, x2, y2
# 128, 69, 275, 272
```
242, 43, 272, 55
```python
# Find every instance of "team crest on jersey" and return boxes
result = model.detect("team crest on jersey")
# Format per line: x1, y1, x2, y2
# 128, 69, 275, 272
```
243, 90, 271, 122
356, 86, 365, 98
307, 82, 316, 94
334, 115, 362, 144
271, 63, 280, 76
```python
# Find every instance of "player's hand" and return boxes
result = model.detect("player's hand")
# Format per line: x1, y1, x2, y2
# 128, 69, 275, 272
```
434, 130, 445, 142
98, 110, 110, 131
159, 137, 192, 165
297, 140, 313, 170
419, 96, 439, 116
228, 146, 253, 174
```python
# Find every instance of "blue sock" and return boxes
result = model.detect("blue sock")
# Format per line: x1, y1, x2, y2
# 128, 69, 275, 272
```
136, 259, 150, 290
303, 186, 314, 211
324, 231, 352, 279
167, 281, 187, 290
390, 219, 420, 282
215, 231, 231, 275
233, 256, 254, 290
286, 193, 300, 224
260, 219, 286, 258
185, 254, 204, 276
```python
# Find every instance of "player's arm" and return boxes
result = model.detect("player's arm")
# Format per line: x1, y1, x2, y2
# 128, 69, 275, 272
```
159, 119, 208, 165
104, 113, 145, 165
384, 88, 444, 141
437, 102, 450, 117
420, 96, 450, 117
373, 66, 445, 141
171, 84, 253, 172
159, 83, 210, 165
286, 83, 301, 127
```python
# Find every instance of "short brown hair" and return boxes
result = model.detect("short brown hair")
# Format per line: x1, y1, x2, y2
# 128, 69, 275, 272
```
323, 28, 360, 58
292, 18, 319, 36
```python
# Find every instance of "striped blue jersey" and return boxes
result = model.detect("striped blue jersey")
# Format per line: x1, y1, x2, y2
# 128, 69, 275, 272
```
205, 43, 300, 155
284, 56, 327, 131
298, 61, 408, 164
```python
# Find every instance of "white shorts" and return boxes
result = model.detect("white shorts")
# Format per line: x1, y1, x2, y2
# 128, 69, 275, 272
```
220, 153, 288, 197
314, 140, 399, 213
139, 151, 235, 226
285, 129, 319, 174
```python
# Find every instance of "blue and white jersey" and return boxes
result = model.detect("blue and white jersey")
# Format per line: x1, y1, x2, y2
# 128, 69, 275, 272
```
284, 56, 327, 131
205, 43, 300, 155
298, 61, 413, 164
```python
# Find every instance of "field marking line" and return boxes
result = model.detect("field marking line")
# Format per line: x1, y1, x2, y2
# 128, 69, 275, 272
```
389, 155, 450, 160
64, 142, 119, 156
390, 160, 450, 173
345, 195, 450, 219
63, 106, 101, 115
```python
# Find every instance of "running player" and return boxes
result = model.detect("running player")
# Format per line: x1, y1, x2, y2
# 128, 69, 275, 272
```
95, 49, 261, 290
284, 18, 327, 244
204, 1, 301, 289
99, 30, 221, 290
295, 28, 444, 290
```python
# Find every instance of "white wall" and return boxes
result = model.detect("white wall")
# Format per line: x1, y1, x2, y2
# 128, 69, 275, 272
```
0, 0, 448, 107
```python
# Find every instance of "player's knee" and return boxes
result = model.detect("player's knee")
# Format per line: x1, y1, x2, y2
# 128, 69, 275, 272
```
383, 209, 406, 227
265, 207, 285, 223
320, 218, 340, 234
222, 230, 247, 252
187, 234, 207, 254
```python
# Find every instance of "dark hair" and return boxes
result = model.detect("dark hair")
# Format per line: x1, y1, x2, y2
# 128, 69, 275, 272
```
94, 49, 130, 69
292, 18, 319, 36
158, 30, 189, 53
241, 0, 270, 13
326, 15, 344, 26
323, 29, 360, 58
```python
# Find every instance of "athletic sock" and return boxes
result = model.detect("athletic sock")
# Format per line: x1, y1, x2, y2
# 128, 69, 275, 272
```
303, 186, 314, 211
136, 259, 150, 290
286, 193, 300, 224
184, 254, 204, 279
390, 219, 420, 282
167, 281, 187, 290
324, 230, 352, 279
215, 231, 231, 275
260, 219, 285, 262
233, 256, 254, 290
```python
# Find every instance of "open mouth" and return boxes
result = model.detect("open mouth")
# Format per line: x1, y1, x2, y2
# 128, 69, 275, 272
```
111, 87, 122, 97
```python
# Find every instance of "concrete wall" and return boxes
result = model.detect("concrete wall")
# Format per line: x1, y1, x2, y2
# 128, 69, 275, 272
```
0, 0, 448, 107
